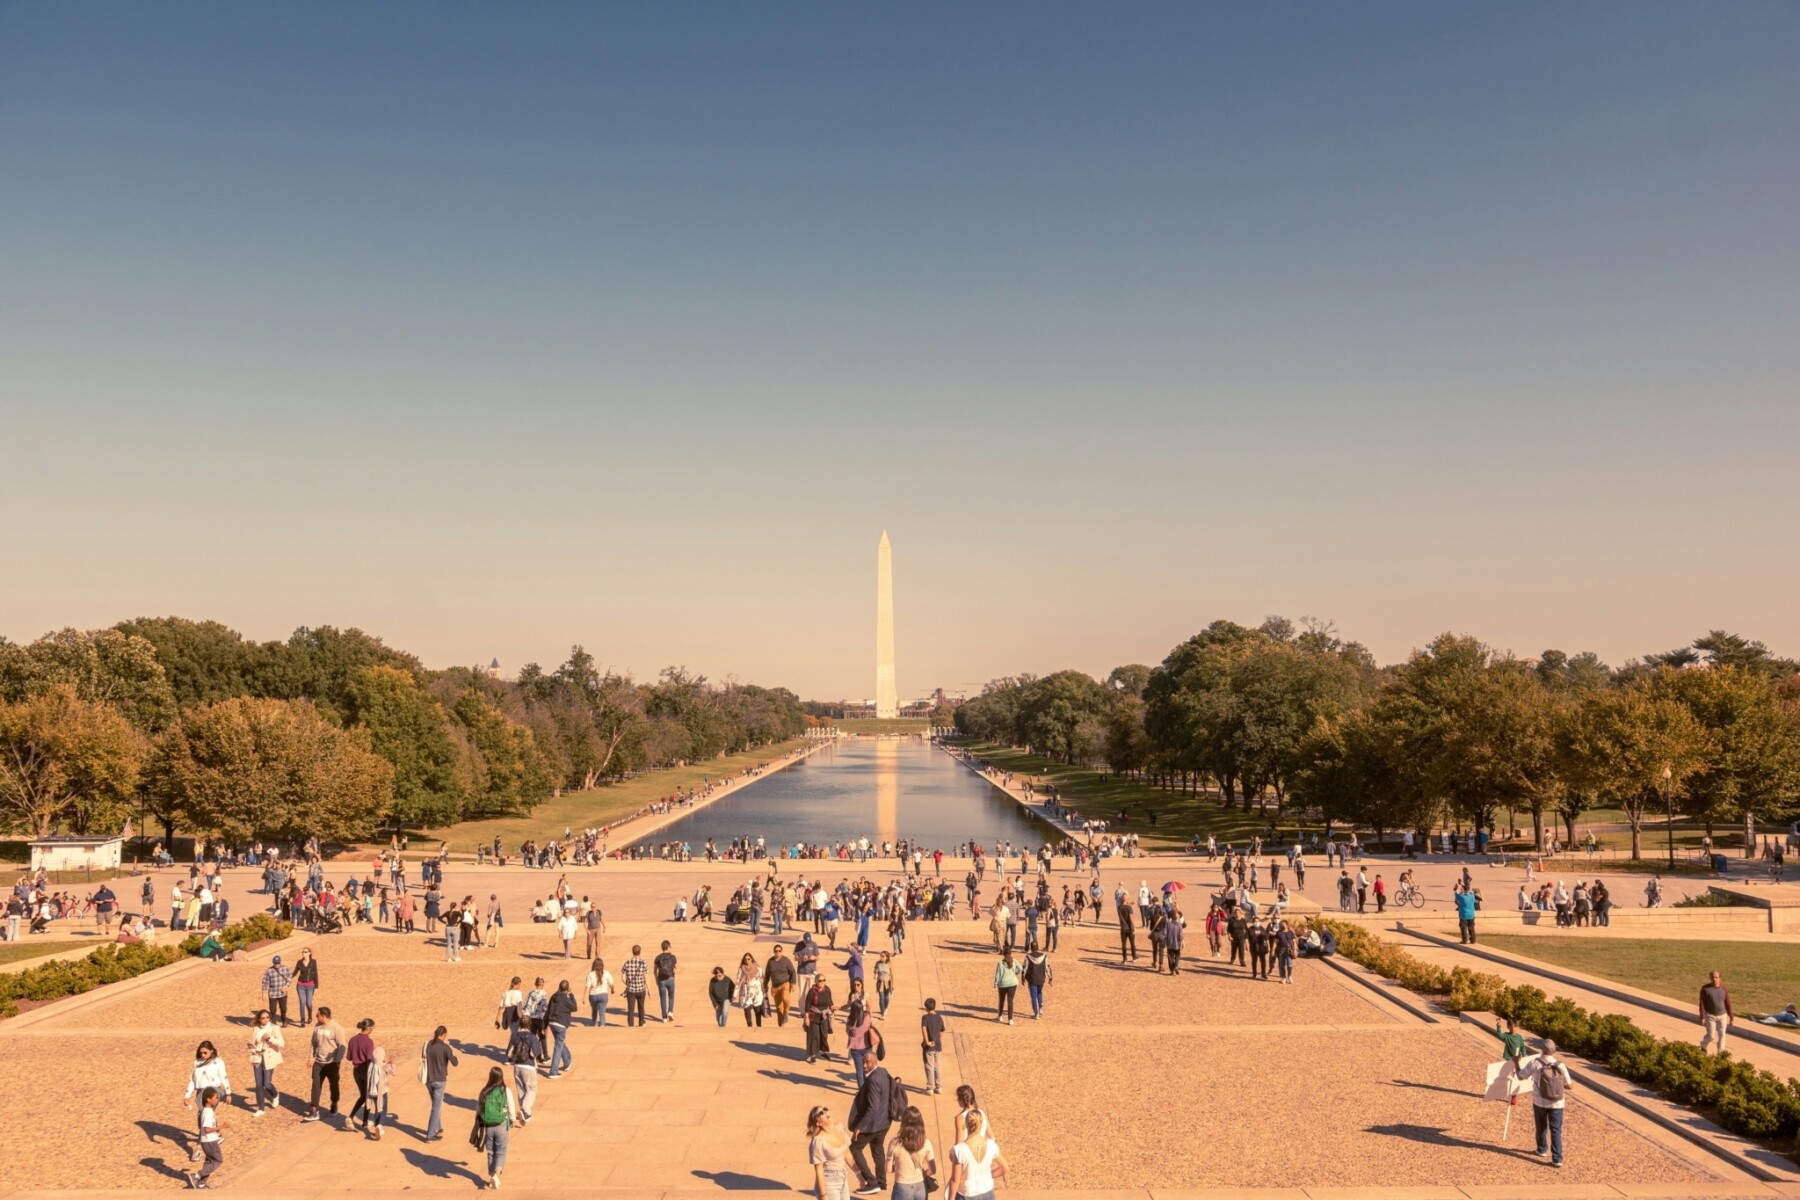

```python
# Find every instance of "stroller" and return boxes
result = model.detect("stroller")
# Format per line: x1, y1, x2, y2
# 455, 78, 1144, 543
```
314, 909, 348, 934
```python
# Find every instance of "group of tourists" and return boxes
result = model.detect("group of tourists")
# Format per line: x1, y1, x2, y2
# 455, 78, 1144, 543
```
1517, 878, 1614, 926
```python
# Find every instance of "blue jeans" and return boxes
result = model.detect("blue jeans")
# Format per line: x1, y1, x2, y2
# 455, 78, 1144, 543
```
657, 978, 675, 1020
1533, 1105, 1564, 1164
548, 1024, 571, 1076
714, 1003, 728, 1027
485, 1120, 510, 1177
1028, 982, 1044, 1016
425, 1082, 447, 1138
878, 987, 891, 1017
253, 1062, 277, 1109
444, 924, 460, 961
589, 993, 609, 1026
296, 986, 315, 1025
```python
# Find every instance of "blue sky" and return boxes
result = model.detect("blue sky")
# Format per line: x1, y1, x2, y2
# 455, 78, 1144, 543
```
3, 3, 1797, 699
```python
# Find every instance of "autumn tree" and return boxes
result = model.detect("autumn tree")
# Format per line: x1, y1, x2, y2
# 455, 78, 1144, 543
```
0, 686, 146, 836
149, 697, 393, 843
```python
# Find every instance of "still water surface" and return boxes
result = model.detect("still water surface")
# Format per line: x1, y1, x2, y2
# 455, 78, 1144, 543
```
635, 738, 1050, 850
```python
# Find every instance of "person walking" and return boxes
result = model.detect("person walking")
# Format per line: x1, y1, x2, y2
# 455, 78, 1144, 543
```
920, 998, 945, 1096
183, 1041, 232, 1162
804, 973, 837, 1063
421, 1025, 458, 1141
363, 1045, 391, 1139
556, 906, 578, 958
807, 1104, 854, 1200
302, 1007, 345, 1123
1520, 1039, 1573, 1168
765, 944, 797, 1027
654, 940, 679, 1023
1700, 970, 1735, 1054
1022, 947, 1052, 1016
886, 1105, 938, 1200
475, 1065, 521, 1190
1115, 899, 1137, 963
623, 945, 650, 1027
186, 1086, 226, 1189
294, 948, 319, 1025
546, 980, 578, 1077
583, 901, 605, 959
1160, 909, 1185, 976
737, 953, 766, 1027
992, 949, 1020, 1025
1454, 883, 1479, 945
246, 1010, 285, 1116
947, 1110, 1007, 1200
585, 957, 614, 1028
1274, 919, 1297, 984
847, 1050, 894, 1195
506, 1018, 543, 1123
708, 966, 735, 1028
261, 955, 293, 1027
347, 1018, 377, 1132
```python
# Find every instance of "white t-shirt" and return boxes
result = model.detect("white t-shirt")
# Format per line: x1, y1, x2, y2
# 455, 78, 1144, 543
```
952, 1138, 999, 1195
585, 970, 614, 997
199, 1106, 221, 1143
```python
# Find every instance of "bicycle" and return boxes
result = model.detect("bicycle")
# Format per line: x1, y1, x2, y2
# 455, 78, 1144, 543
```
1396, 884, 1426, 909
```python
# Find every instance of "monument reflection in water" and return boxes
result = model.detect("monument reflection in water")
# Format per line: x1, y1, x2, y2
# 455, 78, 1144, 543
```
632, 738, 1050, 851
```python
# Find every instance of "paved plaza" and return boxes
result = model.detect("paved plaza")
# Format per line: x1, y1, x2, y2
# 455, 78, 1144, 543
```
0, 857, 1774, 1199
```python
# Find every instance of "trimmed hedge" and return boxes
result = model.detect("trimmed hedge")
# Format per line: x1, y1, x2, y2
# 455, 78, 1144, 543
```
0, 913, 294, 1019
1317, 920, 1800, 1154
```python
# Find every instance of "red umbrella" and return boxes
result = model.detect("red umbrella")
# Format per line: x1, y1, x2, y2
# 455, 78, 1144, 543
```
1162, 881, 1186, 892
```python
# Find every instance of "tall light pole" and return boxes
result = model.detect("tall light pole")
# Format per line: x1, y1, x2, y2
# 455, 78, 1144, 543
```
1662, 765, 1676, 869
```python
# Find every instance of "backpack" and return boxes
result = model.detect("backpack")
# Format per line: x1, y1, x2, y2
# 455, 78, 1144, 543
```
417, 1042, 430, 1086
479, 1085, 510, 1127
1536, 1058, 1566, 1103
887, 1074, 910, 1123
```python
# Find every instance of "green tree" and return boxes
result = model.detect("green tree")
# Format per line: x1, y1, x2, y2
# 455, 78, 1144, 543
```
450, 690, 552, 816
148, 697, 392, 844
113, 617, 257, 708
1105, 664, 1153, 699
345, 666, 466, 831
249, 626, 422, 724
1647, 665, 1800, 845
0, 686, 146, 837
0, 628, 177, 733
1558, 682, 1712, 859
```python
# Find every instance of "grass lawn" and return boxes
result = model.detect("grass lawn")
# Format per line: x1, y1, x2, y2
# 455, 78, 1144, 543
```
1482, 934, 1799, 1015
0, 940, 88, 971
964, 743, 1293, 847
415, 738, 810, 854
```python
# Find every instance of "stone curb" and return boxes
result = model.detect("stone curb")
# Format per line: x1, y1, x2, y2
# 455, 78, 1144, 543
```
0, 926, 314, 1034
1311, 950, 1442, 1024
1401, 925, 1800, 1063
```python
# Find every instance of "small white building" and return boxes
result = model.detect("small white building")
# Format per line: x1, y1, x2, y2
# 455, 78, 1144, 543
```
29, 834, 123, 873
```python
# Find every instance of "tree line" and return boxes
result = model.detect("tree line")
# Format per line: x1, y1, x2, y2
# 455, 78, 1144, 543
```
954, 620, 1800, 858
0, 619, 806, 845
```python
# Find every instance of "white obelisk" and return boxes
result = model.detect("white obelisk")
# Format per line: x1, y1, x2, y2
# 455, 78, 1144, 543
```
875, 531, 898, 718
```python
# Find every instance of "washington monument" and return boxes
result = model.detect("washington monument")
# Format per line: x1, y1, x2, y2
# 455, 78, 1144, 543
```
875, 530, 897, 718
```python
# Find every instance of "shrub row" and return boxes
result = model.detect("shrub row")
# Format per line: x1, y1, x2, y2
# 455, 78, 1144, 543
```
1317, 920, 1800, 1154
0, 914, 294, 1018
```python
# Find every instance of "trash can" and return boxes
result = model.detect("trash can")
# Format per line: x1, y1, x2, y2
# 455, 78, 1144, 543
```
1712, 854, 1728, 874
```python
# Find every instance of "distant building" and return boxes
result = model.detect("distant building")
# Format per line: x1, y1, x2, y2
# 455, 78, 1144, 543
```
484, 658, 501, 679
842, 700, 878, 719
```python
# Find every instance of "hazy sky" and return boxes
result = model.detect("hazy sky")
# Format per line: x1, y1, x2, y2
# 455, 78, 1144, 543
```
3, 4, 1797, 701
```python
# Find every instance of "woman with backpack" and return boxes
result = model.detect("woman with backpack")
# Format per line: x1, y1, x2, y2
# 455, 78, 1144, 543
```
475, 1065, 520, 1189
992, 950, 1020, 1026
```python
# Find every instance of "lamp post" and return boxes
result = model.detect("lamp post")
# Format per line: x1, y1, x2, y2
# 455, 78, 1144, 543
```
1662, 765, 1676, 869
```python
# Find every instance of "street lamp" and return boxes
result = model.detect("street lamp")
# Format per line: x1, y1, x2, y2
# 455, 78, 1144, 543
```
1662, 765, 1676, 869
